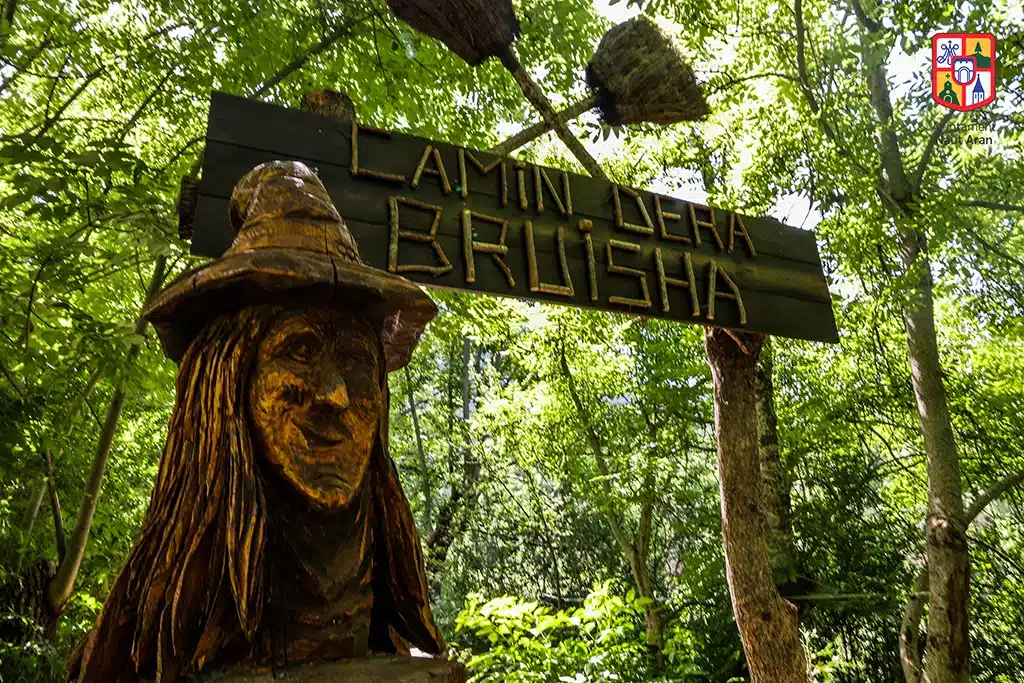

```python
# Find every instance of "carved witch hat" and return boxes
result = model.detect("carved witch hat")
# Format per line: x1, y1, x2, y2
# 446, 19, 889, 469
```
144, 160, 437, 372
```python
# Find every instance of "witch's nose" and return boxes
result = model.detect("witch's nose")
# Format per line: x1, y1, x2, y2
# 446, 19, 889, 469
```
312, 360, 349, 412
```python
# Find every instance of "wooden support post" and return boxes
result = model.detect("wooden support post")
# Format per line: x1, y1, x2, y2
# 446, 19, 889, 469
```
703, 327, 808, 683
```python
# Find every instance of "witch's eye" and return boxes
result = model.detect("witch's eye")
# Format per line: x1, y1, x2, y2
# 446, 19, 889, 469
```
285, 336, 319, 364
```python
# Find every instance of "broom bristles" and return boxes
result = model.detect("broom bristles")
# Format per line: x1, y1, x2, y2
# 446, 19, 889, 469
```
586, 16, 709, 126
388, 0, 520, 66
300, 89, 355, 121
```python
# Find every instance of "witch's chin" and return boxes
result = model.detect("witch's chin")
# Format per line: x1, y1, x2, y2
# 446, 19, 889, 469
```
303, 474, 362, 509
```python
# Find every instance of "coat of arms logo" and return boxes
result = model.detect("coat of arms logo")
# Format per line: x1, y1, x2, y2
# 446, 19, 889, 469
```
932, 33, 996, 111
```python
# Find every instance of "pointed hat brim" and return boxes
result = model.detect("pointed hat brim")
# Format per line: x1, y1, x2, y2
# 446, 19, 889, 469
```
143, 247, 437, 372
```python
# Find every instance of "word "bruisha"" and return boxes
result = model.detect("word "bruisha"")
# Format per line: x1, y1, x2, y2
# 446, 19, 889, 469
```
350, 122, 758, 325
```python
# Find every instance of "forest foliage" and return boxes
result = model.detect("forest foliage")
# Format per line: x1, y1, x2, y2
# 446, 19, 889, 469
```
1, 0, 1023, 681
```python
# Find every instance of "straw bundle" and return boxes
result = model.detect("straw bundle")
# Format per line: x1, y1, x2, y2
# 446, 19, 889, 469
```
387, 0, 520, 66
300, 89, 355, 120
586, 16, 708, 126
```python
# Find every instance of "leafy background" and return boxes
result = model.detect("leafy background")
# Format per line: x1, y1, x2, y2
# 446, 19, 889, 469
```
1, 0, 1022, 681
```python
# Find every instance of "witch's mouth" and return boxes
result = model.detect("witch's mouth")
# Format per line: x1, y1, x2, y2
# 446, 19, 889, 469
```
298, 424, 345, 448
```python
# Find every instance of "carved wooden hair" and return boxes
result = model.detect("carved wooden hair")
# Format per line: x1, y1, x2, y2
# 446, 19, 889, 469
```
68, 302, 444, 683
68, 307, 280, 682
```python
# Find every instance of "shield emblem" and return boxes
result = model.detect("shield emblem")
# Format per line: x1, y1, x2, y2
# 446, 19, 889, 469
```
932, 33, 996, 111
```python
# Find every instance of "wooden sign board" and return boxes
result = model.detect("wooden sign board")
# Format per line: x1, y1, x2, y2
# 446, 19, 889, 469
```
192, 92, 838, 343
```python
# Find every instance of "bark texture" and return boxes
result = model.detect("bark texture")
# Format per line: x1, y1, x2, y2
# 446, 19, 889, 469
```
704, 328, 807, 683
846, 4, 971, 679
900, 229, 970, 683
14, 479, 46, 572
754, 339, 794, 576
900, 468, 1024, 683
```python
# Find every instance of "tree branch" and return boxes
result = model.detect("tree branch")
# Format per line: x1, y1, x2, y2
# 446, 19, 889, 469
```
848, 0, 881, 32
28, 63, 106, 144
0, 357, 25, 397
959, 200, 1024, 214
912, 111, 954, 192
0, 34, 54, 96
116, 66, 174, 140
250, 12, 372, 98
793, 0, 866, 173
961, 223, 1024, 271
965, 469, 1024, 522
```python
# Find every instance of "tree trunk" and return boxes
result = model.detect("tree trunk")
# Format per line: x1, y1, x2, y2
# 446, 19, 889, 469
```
754, 339, 794, 577
849, 10, 971, 679
404, 365, 434, 535
425, 337, 478, 595
46, 254, 167, 615
45, 448, 66, 562
560, 350, 665, 672
900, 468, 1024, 683
704, 328, 807, 683
14, 479, 46, 572
461, 337, 477, 484
899, 229, 970, 683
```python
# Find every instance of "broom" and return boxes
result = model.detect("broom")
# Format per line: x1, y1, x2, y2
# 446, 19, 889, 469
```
386, 0, 608, 180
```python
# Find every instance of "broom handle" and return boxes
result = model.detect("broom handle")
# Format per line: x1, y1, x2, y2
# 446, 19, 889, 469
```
489, 94, 596, 157
497, 47, 609, 182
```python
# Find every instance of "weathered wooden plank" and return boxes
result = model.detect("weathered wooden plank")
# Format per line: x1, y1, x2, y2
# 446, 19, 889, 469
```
191, 92, 839, 343
197, 142, 830, 302
195, 188, 830, 305
201, 92, 822, 266
193, 195, 836, 341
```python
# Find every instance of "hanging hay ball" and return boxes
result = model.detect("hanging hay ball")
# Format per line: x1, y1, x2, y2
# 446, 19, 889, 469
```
387, 0, 520, 66
300, 89, 355, 120
586, 16, 709, 126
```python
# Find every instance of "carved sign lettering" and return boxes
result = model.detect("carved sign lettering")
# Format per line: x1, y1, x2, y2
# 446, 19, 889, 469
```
191, 93, 838, 343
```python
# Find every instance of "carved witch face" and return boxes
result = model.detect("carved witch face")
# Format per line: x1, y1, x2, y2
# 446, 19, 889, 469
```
249, 308, 383, 509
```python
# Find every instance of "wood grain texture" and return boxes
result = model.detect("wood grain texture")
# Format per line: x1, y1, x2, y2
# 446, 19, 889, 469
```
66, 163, 444, 683
191, 92, 837, 343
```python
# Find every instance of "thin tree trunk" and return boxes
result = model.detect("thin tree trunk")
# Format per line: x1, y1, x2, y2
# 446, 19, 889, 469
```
404, 365, 433, 535
560, 350, 665, 670
426, 337, 478, 593
461, 337, 474, 484
635, 470, 664, 672
754, 338, 794, 576
47, 254, 167, 614
14, 364, 102, 573
704, 328, 807, 683
900, 468, 1024, 683
637, 417, 665, 669
899, 229, 970, 683
15, 479, 46, 572
0, 0, 17, 45
45, 448, 65, 562
849, 5, 971, 679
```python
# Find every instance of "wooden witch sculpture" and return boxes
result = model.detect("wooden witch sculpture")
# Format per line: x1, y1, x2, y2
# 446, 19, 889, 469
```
67, 161, 445, 682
